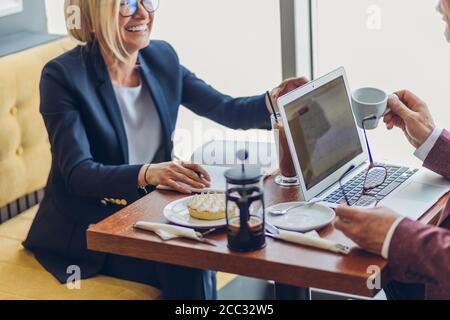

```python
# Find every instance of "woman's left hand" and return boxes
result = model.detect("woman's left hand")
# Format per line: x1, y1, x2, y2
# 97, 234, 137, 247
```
266, 77, 310, 113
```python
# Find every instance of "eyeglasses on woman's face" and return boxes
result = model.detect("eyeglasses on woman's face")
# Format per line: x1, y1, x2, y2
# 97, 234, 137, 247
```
120, 0, 160, 17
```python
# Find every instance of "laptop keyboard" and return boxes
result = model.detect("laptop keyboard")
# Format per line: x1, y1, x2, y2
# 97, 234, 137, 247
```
324, 165, 419, 206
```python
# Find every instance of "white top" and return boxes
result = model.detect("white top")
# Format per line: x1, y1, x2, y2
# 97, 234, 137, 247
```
381, 127, 443, 259
113, 82, 163, 165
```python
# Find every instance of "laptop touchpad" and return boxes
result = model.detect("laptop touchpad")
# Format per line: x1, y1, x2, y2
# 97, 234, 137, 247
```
396, 182, 445, 202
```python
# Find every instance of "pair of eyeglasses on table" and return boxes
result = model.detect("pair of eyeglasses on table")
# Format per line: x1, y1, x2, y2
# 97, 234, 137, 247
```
338, 116, 388, 207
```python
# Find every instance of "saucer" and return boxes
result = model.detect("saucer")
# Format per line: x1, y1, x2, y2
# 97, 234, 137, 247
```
266, 202, 335, 232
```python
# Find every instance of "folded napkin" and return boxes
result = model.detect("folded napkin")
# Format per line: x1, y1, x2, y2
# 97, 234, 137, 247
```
269, 229, 351, 255
134, 221, 207, 242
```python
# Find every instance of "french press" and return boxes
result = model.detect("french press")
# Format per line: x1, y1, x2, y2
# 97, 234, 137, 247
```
224, 150, 266, 252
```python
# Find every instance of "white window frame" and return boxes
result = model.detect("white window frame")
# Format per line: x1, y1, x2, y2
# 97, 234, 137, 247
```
280, 0, 316, 80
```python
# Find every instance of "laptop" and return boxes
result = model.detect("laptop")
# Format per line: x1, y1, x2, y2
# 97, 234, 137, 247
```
277, 67, 450, 221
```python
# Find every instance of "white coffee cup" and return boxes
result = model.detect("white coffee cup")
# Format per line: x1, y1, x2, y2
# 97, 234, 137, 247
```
351, 87, 391, 130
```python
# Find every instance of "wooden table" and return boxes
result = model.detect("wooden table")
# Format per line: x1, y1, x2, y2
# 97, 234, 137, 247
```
87, 177, 449, 298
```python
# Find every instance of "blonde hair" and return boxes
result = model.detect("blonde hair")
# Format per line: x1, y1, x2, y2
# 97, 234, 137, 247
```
65, 0, 129, 62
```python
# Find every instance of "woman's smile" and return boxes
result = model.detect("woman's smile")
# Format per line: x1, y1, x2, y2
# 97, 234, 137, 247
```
125, 24, 149, 33
119, 15, 153, 52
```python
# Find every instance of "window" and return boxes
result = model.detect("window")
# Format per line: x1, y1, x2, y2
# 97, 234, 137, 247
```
293, 0, 450, 167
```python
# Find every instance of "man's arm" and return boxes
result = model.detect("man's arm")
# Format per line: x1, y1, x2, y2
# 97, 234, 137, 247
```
360, 128, 450, 288
335, 205, 450, 292
422, 129, 450, 179
381, 129, 450, 256
388, 218, 450, 290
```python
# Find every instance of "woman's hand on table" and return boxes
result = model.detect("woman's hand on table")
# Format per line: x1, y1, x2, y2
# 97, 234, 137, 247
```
139, 161, 211, 194
266, 77, 310, 113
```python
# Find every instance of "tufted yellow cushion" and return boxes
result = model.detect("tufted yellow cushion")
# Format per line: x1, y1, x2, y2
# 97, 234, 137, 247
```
0, 205, 163, 300
0, 38, 76, 208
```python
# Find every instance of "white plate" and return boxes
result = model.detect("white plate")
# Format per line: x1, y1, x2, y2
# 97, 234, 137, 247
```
266, 202, 335, 232
163, 196, 227, 229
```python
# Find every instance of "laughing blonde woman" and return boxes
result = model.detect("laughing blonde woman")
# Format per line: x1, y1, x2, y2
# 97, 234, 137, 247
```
23, 0, 308, 299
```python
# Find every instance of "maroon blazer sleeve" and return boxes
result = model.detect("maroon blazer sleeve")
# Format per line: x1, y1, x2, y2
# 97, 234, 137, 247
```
388, 130, 450, 293
388, 219, 450, 290
424, 129, 450, 223
423, 129, 450, 179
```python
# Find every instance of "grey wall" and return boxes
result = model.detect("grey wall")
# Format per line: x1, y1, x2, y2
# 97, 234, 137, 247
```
0, 0, 63, 57
0, 0, 48, 37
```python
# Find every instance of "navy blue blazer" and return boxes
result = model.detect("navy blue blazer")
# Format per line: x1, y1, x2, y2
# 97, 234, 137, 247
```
23, 40, 271, 282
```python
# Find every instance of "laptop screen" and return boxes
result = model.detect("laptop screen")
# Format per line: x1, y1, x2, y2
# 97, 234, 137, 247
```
284, 76, 363, 190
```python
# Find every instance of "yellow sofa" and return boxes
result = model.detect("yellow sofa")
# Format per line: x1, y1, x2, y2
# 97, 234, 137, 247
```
0, 38, 234, 300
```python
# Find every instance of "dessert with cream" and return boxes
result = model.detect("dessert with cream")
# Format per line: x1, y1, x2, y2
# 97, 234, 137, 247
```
187, 193, 236, 221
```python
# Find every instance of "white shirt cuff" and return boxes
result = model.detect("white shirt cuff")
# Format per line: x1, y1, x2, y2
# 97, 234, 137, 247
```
381, 217, 405, 259
414, 128, 442, 162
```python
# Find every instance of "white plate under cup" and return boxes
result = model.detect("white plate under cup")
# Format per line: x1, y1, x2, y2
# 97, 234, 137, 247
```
266, 202, 335, 233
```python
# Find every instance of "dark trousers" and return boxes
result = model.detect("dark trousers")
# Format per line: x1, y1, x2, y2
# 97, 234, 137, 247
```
385, 281, 425, 300
101, 254, 217, 300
